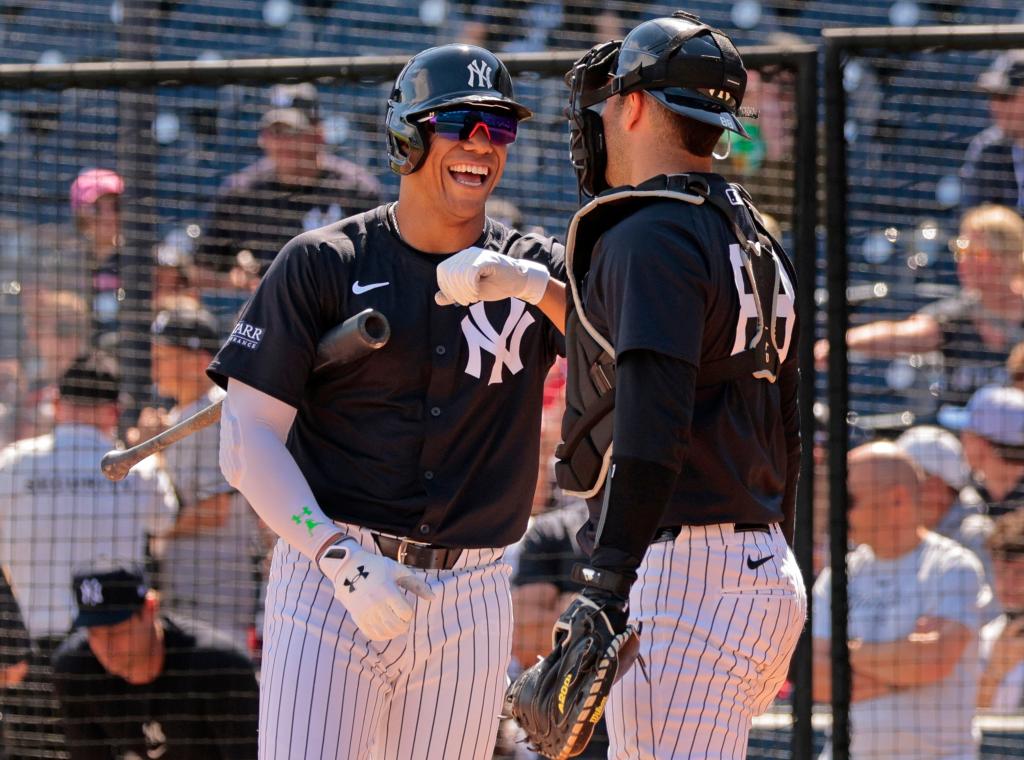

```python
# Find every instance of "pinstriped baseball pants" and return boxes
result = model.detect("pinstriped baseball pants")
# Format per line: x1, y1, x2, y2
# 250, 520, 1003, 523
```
257, 530, 513, 760
608, 523, 807, 759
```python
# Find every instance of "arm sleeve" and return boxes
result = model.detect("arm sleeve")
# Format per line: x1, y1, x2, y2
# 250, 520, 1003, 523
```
219, 379, 344, 563
589, 349, 695, 579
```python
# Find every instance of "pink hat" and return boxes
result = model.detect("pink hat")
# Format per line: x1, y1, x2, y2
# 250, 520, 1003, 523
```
70, 169, 124, 212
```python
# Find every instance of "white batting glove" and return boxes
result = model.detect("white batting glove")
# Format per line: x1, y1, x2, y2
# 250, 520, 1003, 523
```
317, 538, 435, 641
435, 246, 550, 307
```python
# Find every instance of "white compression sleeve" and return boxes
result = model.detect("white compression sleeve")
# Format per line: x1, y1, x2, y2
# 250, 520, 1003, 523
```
219, 378, 346, 563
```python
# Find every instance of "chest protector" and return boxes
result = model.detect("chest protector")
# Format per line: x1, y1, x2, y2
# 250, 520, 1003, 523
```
554, 173, 796, 498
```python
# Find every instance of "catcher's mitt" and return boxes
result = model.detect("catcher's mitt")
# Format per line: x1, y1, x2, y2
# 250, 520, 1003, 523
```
503, 595, 639, 760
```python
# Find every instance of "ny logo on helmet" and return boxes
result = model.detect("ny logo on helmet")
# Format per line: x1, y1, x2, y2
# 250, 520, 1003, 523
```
467, 59, 493, 88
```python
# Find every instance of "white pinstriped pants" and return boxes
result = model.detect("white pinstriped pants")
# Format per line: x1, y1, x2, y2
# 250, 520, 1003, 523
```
257, 528, 513, 760
607, 522, 807, 760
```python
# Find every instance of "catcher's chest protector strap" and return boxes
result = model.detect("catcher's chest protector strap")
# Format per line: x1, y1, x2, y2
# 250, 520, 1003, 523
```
555, 174, 789, 499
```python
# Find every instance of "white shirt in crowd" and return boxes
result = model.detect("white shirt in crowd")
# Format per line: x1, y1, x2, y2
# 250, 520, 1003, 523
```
0, 423, 177, 638
814, 531, 989, 760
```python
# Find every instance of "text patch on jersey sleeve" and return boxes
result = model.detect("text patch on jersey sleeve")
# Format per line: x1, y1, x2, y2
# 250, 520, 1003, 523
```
229, 320, 265, 350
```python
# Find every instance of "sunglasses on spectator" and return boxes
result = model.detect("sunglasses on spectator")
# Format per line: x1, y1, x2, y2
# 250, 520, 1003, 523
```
425, 110, 518, 146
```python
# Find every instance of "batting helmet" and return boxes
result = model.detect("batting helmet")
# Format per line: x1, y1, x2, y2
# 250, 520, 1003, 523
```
565, 11, 753, 197
386, 44, 532, 176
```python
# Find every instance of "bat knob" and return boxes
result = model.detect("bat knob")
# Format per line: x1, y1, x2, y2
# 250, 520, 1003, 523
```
100, 450, 131, 482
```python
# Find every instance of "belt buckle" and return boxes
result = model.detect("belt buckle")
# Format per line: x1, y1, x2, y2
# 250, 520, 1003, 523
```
396, 536, 429, 565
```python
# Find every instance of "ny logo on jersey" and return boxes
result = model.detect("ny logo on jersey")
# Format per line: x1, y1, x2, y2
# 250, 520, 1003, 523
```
461, 300, 535, 385
343, 566, 369, 593
141, 719, 167, 759
467, 59, 493, 88
727, 243, 796, 363
79, 578, 104, 606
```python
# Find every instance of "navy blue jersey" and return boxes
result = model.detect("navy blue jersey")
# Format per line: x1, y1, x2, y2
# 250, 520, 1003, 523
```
584, 175, 799, 526
209, 204, 565, 548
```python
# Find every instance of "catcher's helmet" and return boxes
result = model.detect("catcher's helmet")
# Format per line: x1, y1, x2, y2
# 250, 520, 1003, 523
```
386, 44, 532, 176
565, 11, 753, 197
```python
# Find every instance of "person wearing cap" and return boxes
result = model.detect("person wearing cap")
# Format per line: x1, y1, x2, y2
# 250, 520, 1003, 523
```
961, 50, 1024, 214
940, 383, 1024, 517
812, 441, 988, 760
193, 82, 382, 299
977, 509, 1024, 712
896, 425, 996, 581
0, 351, 177, 758
815, 203, 1024, 413
51, 567, 258, 759
147, 306, 265, 654
69, 168, 128, 341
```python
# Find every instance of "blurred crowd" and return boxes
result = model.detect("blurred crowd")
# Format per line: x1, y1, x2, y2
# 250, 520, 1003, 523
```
0, 7, 1019, 758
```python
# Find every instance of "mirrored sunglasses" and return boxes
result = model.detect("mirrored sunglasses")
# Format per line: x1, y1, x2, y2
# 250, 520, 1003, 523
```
426, 110, 518, 146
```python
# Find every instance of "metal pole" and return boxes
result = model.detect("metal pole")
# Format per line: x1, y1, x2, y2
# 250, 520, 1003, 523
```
791, 45, 819, 760
823, 38, 851, 760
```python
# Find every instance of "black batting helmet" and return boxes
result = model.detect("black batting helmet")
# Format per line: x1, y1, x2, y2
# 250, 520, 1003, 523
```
386, 44, 532, 176
565, 11, 753, 197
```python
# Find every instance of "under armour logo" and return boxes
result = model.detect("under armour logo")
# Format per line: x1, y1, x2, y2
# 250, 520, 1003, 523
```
343, 565, 369, 592
467, 59, 493, 88
461, 299, 535, 385
80, 578, 104, 606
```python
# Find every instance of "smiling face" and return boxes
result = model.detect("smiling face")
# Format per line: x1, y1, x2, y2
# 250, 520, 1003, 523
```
402, 110, 510, 224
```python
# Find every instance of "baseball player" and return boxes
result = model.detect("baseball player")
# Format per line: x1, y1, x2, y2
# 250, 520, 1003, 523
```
548, 13, 806, 759
208, 44, 565, 760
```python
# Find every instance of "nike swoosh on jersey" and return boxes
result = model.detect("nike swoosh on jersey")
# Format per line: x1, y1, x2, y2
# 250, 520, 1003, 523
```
746, 555, 774, 570
352, 280, 390, 294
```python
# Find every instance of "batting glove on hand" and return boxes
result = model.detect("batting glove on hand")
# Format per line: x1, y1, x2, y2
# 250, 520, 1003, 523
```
317, 538, 434, 641
435, 246, 550, 307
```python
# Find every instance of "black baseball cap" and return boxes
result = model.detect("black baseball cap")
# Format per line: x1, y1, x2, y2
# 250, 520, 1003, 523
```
71, 567, 149, 628
150, 307, 221, 353
58, 351, 120, 404
978, 50, 1024, 95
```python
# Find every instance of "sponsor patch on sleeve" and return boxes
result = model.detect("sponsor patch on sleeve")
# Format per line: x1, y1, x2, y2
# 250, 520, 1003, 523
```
228, 320, 265, 350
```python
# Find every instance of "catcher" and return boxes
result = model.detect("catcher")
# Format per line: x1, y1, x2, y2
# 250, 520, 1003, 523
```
505, 12, 806, 760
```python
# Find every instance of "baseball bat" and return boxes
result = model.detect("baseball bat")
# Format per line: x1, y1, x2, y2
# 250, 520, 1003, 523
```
100, 308, 390, 482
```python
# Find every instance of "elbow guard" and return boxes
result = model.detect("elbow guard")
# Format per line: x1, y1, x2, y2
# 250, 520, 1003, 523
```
219, 395, 244, 488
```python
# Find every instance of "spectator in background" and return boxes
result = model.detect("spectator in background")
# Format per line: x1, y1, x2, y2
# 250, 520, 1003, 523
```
815, 204, 1024, 413
960, 51, 1024, 215
812, 442, 987, 760
0, 298, 24, 447
1008, 338, 1024, 390
940, 384, 1024, 517
52, 566, 259, 759
20, 289, 89, 436
193, 83, 381, 325
977, 509, 1024, 712
148, 306, 266, 653
0, 352, 178, 759
0, 571, 30, 758
70, 168, 125, 342
895, 425, 994, 580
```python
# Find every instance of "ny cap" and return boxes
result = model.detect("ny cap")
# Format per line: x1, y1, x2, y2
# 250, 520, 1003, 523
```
71, 567, 148, 628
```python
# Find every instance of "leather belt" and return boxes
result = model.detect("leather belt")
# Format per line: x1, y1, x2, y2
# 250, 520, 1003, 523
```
372, 534, 463, 570
653, 523, 772, 543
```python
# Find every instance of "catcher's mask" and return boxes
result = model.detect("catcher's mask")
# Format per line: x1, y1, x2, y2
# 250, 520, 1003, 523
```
386, 44, 532, 176
565, 11, 756, 198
